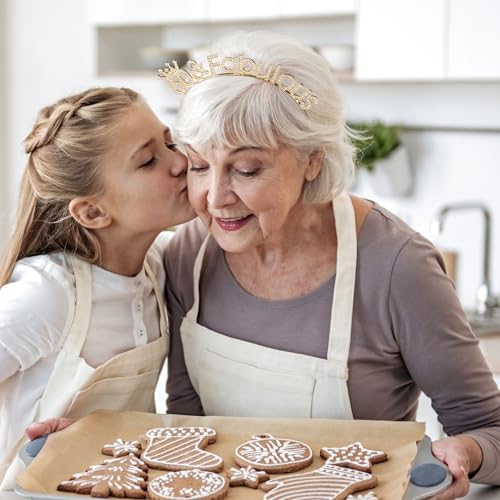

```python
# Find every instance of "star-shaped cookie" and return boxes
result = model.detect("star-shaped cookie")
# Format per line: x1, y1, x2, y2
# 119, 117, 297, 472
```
320, 442, 387, 472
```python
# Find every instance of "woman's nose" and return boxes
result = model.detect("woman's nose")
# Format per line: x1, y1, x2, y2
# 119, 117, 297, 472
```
207, 174, 236, 209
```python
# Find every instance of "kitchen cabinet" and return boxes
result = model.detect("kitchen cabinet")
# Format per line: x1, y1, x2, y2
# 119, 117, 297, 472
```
208, 0, 279, 20
278, 0, 356, 17
356, 0, 500, 81
86, 0, 207, 25
447, 0, 500, 79
356, 0, 447, 80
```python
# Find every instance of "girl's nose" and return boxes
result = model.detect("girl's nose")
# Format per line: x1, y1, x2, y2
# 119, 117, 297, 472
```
170, 151, 188, 177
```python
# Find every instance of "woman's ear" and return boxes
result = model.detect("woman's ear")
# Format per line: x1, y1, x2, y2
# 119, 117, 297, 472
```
68, 198, 112, 229
305, 149, 324, 182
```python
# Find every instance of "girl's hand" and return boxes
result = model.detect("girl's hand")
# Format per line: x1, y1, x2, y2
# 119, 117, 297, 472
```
25, 418, 75, 440
429, 435, 482, 499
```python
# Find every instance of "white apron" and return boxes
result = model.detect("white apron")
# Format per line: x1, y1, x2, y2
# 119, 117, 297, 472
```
0, 256, 169, 490
180, 190, 357, 418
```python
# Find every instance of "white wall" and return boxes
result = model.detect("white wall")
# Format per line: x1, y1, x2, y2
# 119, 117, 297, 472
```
0, 0, 8, 246
1, 0, 92, 249
340, 82, 500, 310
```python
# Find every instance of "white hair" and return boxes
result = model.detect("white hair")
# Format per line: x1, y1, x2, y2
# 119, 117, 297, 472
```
174, 31, 355, 202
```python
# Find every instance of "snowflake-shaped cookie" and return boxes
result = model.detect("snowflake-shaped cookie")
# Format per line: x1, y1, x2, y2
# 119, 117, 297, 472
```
102, 438, 142, 457
227, 466, 269, 488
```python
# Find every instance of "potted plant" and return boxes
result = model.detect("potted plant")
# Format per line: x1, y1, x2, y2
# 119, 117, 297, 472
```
347, 121, 412, 196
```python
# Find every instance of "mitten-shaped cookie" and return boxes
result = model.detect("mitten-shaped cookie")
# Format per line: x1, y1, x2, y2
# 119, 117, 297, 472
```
261, 460, 377, 500
141, 427, 224, 472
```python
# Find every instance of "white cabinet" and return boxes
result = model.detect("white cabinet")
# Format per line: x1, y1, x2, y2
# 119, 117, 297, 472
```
356, 0, 447, 80
208, 0, 279, 20
86, 0, 207, 25
278, 0, 356, 17
447, 0, 500, 79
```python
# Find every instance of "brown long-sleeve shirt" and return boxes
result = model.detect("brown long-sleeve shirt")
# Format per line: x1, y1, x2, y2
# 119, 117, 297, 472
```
164, 202, 500, 484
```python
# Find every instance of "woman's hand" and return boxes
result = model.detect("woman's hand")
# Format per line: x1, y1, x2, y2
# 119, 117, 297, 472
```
429, 435, 482, 499
25, 418, 75, 440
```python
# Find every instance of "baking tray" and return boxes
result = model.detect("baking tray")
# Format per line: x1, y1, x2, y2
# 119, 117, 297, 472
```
14, 411, 450, 500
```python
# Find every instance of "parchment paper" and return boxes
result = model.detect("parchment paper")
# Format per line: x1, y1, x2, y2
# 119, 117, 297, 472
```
17, 411, 425, 500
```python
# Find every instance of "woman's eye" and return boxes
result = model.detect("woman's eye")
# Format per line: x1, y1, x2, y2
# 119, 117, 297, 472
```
166, 143, 179, 151
237, 169, 259, 177
190, 165, 209, 173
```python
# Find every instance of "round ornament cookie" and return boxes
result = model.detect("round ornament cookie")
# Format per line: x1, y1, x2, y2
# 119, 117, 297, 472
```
148, 470, 229, 500
234, 433, 313, 473
142, 427, 224, 472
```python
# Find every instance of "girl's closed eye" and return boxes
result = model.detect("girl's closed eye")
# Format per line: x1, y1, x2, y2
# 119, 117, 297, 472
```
140, 156, 155, 168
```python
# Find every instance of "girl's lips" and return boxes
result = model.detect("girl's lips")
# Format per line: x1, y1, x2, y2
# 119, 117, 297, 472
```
215, 215, 253, 231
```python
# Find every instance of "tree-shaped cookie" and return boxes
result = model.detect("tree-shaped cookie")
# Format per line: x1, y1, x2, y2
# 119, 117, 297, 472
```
141, 427, 224, 472
234, 433, 313, 473
261, 460, 377, 500
102, 438, 142, 458
320, 442, 387, 472
57, 454, 148, 498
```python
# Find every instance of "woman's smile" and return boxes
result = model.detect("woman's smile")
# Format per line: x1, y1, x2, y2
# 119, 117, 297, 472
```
215, 214, 254, 231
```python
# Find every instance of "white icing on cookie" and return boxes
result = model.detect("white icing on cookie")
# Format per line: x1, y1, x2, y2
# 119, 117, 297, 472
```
227, 466, 269, 488
263, 460, 377, 500
102, 438, 142, 457
148, 470, 228, 500
320, 442, 387, 472
58, 454, 148, 497
347, 492, 378, 500
234, 434, 312, 473
142, 427, 223, 472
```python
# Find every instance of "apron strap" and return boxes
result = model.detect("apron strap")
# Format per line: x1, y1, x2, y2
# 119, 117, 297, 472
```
189, 234, 211, 321
65, 255, 93, 357
144, 260, 170, 353
328, 191, 357, 367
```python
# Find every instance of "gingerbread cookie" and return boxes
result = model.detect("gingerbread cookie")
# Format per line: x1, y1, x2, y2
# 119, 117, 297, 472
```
102, 438, 142, 457
234, 433, 312, 473
261, 460, 377, 500
320, 442, 387, 472
226, 466, 269, 488
148, 469, 229, 500
57, 454, 148, 498
347, 492, 378, 500
141, 427, 224, 472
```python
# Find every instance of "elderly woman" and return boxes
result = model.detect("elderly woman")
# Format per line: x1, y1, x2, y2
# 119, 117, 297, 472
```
163, 31, 500, 498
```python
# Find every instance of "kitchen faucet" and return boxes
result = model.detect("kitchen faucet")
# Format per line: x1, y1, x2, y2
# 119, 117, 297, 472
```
432, 202, 499, 316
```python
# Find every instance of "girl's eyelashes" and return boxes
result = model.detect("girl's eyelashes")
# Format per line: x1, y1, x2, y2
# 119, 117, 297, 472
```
140, 157, 155, 168
166, 142, 179, 151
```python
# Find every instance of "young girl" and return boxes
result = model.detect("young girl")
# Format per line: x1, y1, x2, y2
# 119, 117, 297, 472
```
0, 87, 194, 489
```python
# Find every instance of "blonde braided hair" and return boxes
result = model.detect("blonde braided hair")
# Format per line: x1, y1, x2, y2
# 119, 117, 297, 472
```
0, 87, 140, 286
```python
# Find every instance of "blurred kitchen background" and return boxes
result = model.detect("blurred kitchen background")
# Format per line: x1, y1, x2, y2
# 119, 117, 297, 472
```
1, 1, 500, 427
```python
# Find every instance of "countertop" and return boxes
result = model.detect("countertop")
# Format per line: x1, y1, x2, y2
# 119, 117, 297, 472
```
1, 483, 499, 499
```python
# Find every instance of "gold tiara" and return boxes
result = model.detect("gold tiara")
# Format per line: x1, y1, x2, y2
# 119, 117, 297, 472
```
158, 53, 319, 112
